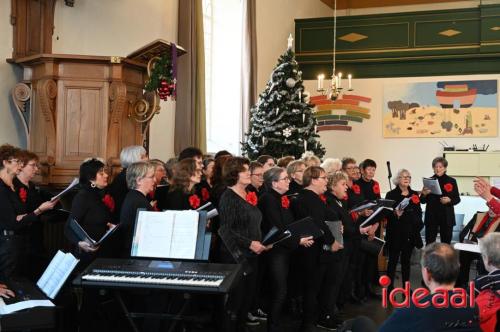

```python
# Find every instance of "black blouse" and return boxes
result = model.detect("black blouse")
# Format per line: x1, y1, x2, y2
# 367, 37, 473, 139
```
218, 188, 262, 258
355, 178, 381, 201
385, 186, 423, 245
108, 168, 128, 223
258, 188, 298, 250
119, 189, 153, 257
286, 180, 302, 196
0, 178, 38, 233
420, 173, 460, 226
195, 180, 212, 204
325, 191, 359, 241
158, 188, 199, 211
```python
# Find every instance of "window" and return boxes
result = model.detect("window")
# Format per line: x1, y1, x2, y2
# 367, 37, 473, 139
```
203, 0, 243, 154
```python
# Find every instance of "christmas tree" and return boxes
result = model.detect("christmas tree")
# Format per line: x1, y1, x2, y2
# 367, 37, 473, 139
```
241, 35, 326, 160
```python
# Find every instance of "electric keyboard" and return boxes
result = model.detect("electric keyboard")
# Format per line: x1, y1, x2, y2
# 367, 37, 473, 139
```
74, 258, 241, 294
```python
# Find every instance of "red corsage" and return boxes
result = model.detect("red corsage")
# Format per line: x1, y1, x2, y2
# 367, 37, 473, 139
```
373, 182, 380, 195
443, 183, 453, 193
102, 194, 115, 212
201, 187, 210, 202
319, 194, 327, 204
19, 187, 27, 203
189, 194, 201, 209
281, 195, 290, 209
352, 184, 361, 195
246, 191, 258, 206
411, 194, 420, 204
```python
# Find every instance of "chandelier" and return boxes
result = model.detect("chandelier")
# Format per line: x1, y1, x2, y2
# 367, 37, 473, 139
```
316, 0, 353, 100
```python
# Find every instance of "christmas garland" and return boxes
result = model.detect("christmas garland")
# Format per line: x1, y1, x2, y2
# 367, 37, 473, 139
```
145, 52, 176, 100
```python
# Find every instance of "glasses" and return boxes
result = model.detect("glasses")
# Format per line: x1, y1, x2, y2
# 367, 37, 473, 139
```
278, 176, 291, 182
8, 158, 20, 164
400, 176, 412, 179
316, 176, 327, 180
26, 162, 40, 168
251, 173, 264, 178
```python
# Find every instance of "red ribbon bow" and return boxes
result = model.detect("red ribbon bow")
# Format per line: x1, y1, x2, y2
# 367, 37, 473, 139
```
201, 188, 210, 202
281, 195, 290, 209
411, 194, 420, 204
443, 183, 453, 193
189, 194, 201, 209
352, 184, 361, 195
373, 183, 380, 195
246, 191, 258, 206
19, 187, 27, 203
102, 194, 115, 212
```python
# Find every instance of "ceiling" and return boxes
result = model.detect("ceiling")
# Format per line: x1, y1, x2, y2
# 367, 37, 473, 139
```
320, 0, 468, 9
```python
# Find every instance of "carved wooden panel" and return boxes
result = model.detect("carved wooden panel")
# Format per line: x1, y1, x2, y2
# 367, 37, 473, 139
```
11, 0, 56, 59
56, 80, 108, 168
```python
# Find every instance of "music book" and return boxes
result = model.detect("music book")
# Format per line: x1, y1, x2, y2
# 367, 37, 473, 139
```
196, 202, 218, 219
423, 177, 442, 195
453, 242, 481, 254
67, 218, 118, 247
325, 221, 343, 246
350, 199, 396, 213
395, 197, 411, 211
286, 217, 323, 239
51, 178, 79, 201
36, 250, 79, 299
359, 206, 394, 228
262, 226, 291, 246
131, 210, 202, 260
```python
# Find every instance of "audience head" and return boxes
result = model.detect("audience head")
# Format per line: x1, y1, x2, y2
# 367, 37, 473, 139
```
432, 156, 448, 177
120, 145, 147, 168
287, 160, 306, 185
79, 158, 108, 189
327, 171, 348, 199
479, 232, 500, 272
420, 243, 460, 290
393, 168, 412, 188
302, 151, 321, 167
249, 161, 264, 190
264, 167, 290, 195
257, 155, 275, 171
0, 144, 22, 176
178, 147, 203, 170
172, 158, 201, 193
212, 154, 232, 187
214, 150, 232, 159
303, 166, 327, 195
18, 150, 40, 181
202, 158, 215, 184
222, 157, 250, 187
277, 156, 295, 168
149, 159, 167, 185
360, 159, 377, 181
164, 158, 177, 184
342, 157, 358, 182
126, 161, 156, 194
321, 158, 342, 175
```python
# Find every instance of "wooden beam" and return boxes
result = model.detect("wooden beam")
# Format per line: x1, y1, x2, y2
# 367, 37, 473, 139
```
320, 0, 464, 10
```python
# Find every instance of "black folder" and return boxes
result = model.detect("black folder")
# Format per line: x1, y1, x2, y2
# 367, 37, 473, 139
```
262, 227, 291, 246
286, 217, 323, 239
359, 206, 393, 227
67, 218, 118, 247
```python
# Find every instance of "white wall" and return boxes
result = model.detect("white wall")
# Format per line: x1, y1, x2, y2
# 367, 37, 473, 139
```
0, 1, 25, 147
52, 0, 178, 161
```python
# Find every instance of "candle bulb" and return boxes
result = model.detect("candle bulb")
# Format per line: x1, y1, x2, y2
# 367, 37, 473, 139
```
276, 108, 279, 116
314, 125, 317, 133
304, 140, 308, 152
348, 74, 352, 90
302, 114, 305, 123
299, 91, 302, 101
338, 72, 342, 88
262, 136, 265, 145
317, 75, 321, 90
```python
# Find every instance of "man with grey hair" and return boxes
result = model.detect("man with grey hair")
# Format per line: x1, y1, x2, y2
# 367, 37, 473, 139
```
379, 243, 479, 331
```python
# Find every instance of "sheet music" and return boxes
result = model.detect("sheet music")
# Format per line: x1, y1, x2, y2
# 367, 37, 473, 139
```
37, 251, 79, 299
423, 177, 442, 195
395, 197, 410, 211
454, 242, 480, 253
350, 201, 377, 213
169, 211, 199, 259
132, 210, 199, 259
0, 299, 54, 315
359, 206, 393, 228
51, 178, 79, 201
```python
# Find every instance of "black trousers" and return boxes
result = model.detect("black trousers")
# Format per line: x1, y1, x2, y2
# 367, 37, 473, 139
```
386, 235, 414, 288
0, 234, 29, 280
317, 252, 343, 318
425, 218, 453, 244
267, 247, 291, 332
327, 240, 354, 309
456, 250, 486, 288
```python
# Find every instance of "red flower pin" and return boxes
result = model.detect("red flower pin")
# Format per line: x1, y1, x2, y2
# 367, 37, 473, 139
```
246, 191, 258, 206
189, 194, 201, 209
19, 187, 27, 203
411, 194, 420, 204
319, 194, 327, 204
102, 194, 115, 212
352, 184, 361, 195
201, 187, 210, 202
373, 182, 380, 195
281, 195, 290, 209
443, 183, 453, 193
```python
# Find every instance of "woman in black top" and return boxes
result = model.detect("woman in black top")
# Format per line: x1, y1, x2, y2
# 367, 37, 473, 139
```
247, 161, 264, 195
292, 166, 342, 331
259, 167, 313, 332
385, 169, 423, 291
286, 160, 306, 196
158, 158, 202, 211
0, 145, 57, 280
67, 158, 116, 264
195, 157, 214, 204
218, 157, 269, 330
119, 161, 156, 257
421, 157, 460, 244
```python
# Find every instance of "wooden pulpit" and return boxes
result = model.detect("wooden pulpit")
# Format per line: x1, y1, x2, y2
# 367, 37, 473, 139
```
9, 40, 185, 186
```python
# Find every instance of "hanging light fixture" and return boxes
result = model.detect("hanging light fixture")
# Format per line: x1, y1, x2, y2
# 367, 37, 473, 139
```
316, 0, 353, 100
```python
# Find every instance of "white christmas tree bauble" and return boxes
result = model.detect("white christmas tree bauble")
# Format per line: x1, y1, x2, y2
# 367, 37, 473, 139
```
286, 78, 296, 88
